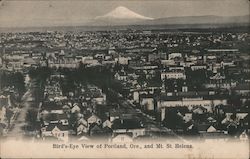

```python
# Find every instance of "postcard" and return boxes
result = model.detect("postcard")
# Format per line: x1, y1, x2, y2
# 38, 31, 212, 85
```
0, 0, 249, 158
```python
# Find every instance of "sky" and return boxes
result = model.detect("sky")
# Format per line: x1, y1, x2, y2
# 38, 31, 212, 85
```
0, 0, 249, 27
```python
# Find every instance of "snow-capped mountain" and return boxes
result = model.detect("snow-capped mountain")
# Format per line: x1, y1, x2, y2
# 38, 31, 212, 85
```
95, 6, 153, 20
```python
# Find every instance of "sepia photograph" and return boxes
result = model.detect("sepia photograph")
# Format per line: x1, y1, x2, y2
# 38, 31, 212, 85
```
0, 0, 249, 158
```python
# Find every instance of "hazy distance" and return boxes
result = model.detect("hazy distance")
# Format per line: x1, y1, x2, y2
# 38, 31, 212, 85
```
0, 0, 249, 27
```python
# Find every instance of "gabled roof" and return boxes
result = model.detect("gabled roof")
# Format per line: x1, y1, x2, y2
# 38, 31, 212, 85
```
103, 126, 113, 132
78, 135, 90, 141
77, 118, 88, 126
207, 116, 216, 122
236, 113, 248, 120
44, 123, 69, 131
113, 132, 133, 138
89, 124, 102, 132
42, 101, 63, 111
193, 107, 206, 114
86, 114, 101, 121
207, 125, 217, 132
197, 123, 211, 132
234, 83, 250, 91
112, 118, 143, 130
215, 105, 236, 113
44, 113, 68, 122
71, 105, 81, 113
140, 94, 154, 99
103, 119, 112, 124
166, 106, 190, 114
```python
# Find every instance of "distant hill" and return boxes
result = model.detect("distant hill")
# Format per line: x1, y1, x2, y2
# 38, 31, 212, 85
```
86, 14, 249, 28
140, 15, 249, 26
91, 6, 248, 26
0, 14, 249, 32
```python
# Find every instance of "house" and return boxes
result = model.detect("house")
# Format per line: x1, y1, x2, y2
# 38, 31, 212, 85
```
102, 119, 112, 128
197, 124, 218, 134
114, 72, 128, 81
23, 57, 37, 67
168, 53, 182, 60
112, 133, 133, 143
161, 59, 176, 66
81, 56, 99, 66
94, 54, 105, 59
89, 124, 103, 137
116, 56, 130, 65
239, 130, 248, 141
71, 104, 81, 113
183, 113, 192, 123
148, 53, 160, 62
77, 118, 88, 127
109, 110, 120, 122
0, 95, 9, 123
77, 134, 91, 141
0, 106, 6, 123
104, 55, 112, 60
112, 118, 143, 130
191, 65, 207, 71
86, 114, 102, 126
207, 116, 216, 123
93, 94, 106, 105
0, 123, 6, 136
206, 125, 217, 133
6, 60, 23, 71
140, 94, 155, 111
103, 126, 113, 137
193, 107, 207, 114
42, 113, 69, 126
101, 59, 116, 65
41, 123, 70, 142
226, 122, 239, 135
77, 123, 88, 135
41, 101, 64, 114
233, 83, 250, 95
132, 89, 154, 103
112, 118, 145, 138
89, 123, 113, 139
131, 65, 158, 79
210, 73, 226, 80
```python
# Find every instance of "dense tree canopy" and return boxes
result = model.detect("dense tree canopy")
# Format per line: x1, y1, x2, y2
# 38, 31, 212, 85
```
0, 71, 25, 95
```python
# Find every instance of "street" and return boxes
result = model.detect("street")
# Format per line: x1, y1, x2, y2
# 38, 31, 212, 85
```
5, 80, 38, 139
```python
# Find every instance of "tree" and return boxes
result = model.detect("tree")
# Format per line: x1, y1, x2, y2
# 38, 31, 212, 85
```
26, 109, 38, 128
137, 73, 146, 88
162, 109, 184, 129
6, 108, 13, 126
227, 124, 238, 136
0, 71, 26, 96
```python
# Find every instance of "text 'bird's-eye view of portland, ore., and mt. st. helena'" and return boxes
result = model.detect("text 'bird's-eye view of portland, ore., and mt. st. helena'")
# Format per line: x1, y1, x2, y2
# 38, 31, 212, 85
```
0, 0, 249, 147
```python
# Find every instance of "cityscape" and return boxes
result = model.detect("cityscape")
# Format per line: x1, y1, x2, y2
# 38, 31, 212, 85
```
0, 1, 249, 148
0, 27, 249, 143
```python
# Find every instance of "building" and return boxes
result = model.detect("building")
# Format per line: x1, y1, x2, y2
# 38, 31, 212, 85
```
161, 71, 186, 80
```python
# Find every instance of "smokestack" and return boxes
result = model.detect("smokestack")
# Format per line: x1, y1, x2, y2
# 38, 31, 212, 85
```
7, 95, 11, 107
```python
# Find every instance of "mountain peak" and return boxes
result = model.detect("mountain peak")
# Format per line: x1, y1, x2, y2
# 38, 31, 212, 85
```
95, 6, 153, 20
115, 6, 131, 12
